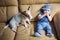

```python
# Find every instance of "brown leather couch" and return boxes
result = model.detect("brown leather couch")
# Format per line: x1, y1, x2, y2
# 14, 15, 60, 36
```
0, 0, 60, 40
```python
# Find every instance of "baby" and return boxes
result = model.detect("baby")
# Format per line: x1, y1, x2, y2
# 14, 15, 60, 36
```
34, 4, 54, 37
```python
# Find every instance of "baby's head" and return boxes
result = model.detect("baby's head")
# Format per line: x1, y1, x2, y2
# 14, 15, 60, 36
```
41, 4, 52, 14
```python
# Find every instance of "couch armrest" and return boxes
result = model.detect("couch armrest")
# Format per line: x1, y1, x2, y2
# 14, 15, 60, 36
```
53, 13, 60, 40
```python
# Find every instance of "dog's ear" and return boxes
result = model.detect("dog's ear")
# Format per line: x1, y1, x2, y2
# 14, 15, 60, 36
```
28, 6, 30, 10
22, 12, 30, 17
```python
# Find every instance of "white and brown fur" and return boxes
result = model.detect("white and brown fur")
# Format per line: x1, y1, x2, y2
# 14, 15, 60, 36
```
2, 6, 32, 32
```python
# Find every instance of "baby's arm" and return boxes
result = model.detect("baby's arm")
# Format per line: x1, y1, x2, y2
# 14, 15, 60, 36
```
38, 13, 46, 19
47, 14, 52, 21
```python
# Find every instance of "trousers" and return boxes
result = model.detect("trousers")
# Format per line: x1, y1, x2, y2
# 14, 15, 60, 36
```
37, 22, 52, 34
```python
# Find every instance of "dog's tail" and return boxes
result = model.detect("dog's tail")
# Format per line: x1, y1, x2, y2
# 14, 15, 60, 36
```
3, 24, 9, 30
0, 24, 9, 32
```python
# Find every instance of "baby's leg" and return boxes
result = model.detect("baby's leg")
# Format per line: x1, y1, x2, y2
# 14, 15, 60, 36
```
34, 22, 43, 37
37, 23, 43, 34
45, 23, 52, 34
45, 23, 53, 37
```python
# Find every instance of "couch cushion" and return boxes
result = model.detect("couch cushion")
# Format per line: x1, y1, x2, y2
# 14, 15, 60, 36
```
19, 5, 31, 12
1, 28, 15, 40
29, 36, 57, 40
0, 23, 15, 40
0, 23, 5, 38
15, 24, 31, 40
0, 0, 18, 6
7, 6, 18, 20
0, 7, 7, 22
18, 0, 60, 5
0, 6, 18, 22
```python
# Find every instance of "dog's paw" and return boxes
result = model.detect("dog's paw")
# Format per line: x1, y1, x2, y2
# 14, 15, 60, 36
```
12, 29, 16, 32
27, 22, 30, 24
24, 26, 28, 28
17, 24, 20, 27
12, 27, 17, 33
25, 26, 29, 28
25, 26, 28, 28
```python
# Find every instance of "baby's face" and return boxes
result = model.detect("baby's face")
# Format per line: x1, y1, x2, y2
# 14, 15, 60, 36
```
44, 9, 51, 14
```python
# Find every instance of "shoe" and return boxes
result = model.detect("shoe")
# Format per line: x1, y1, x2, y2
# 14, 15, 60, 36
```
46, 33, 54, 37
34, 32, 42, 37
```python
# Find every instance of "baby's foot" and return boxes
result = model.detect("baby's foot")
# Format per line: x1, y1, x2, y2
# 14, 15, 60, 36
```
34, 32, 42, 37
46, 33, 54, 37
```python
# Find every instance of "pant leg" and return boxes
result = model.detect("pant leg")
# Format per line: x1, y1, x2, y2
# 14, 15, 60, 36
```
37, 22, 43, 34
45, 23, 52, 34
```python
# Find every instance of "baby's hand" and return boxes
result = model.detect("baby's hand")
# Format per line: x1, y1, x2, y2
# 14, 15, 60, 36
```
44, 13, 47, 16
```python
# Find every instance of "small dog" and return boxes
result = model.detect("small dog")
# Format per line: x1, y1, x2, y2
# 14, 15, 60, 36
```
2, 6, 32, 32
